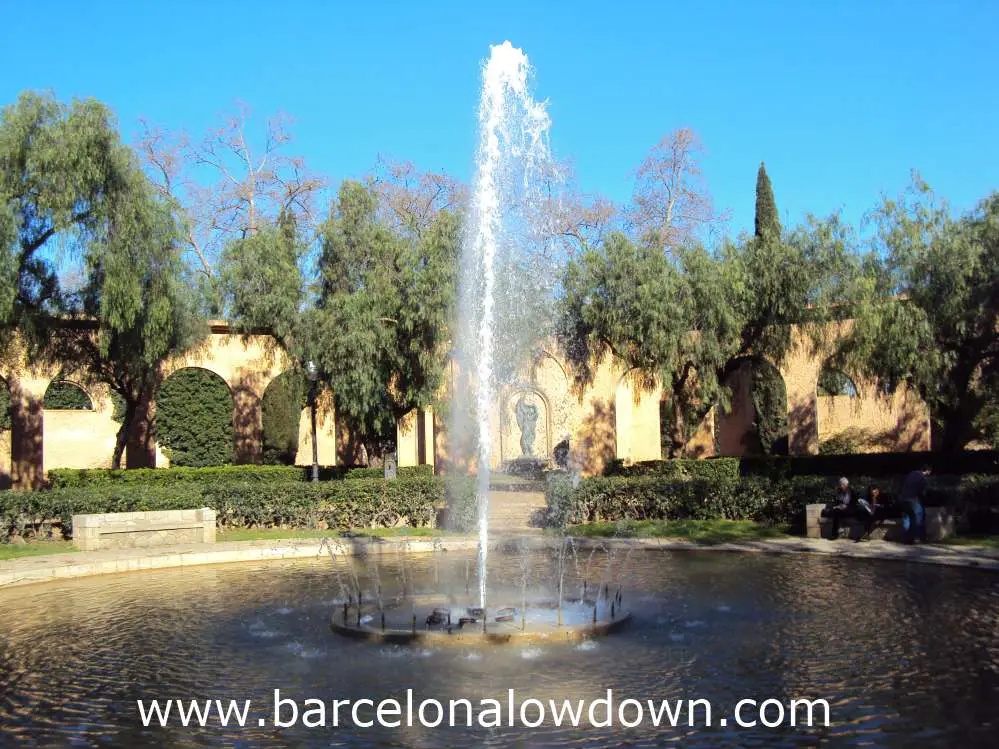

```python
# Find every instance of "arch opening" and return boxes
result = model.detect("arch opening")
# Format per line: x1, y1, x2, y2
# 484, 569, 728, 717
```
157, 367, 235, 467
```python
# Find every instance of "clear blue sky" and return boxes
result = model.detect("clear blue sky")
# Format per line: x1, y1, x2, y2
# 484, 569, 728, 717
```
2, 1, 996, 237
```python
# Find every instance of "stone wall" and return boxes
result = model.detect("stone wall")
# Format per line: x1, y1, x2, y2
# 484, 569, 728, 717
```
0, 320, 933, 486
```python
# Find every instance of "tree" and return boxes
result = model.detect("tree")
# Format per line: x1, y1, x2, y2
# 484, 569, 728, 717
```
138, 103, 324, 310
754, 162, 781, 242
558, 211, 854, 456
0, 91, 205, 469
62, 168, 206, 469
313, 180, 460, 468
0, 92, 131, 351
832, 180, 999, 451
630, 128, 724, 252
559, 234, 740, 455
367, 156, 466, 239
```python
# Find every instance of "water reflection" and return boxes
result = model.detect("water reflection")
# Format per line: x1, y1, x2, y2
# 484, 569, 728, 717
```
0, 551, 996, 747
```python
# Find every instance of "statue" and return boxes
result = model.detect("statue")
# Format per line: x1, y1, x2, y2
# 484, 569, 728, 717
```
553, 437, 570, 469
515, 396, 539, 457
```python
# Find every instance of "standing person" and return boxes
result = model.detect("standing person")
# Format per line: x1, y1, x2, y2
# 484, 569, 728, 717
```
899, 465, 931, 544
822, 477, 853, 540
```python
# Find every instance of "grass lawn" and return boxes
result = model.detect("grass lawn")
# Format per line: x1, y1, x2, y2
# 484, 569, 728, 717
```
561, 519, 791, 544
939, 534, 999, 550
0, 540, 78, 561
217, 526, 456, 543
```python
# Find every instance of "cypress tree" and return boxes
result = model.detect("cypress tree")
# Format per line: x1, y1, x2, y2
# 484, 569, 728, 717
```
754, 162, 781, 242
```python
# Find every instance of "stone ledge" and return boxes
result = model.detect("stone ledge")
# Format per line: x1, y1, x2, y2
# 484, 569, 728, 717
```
2, 533, 998, 591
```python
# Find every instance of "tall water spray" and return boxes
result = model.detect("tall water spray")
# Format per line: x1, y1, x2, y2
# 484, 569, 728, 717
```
454, 42, 553, 610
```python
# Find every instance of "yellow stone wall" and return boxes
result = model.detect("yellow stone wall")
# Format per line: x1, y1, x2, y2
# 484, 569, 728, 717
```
0, 320, 932, 486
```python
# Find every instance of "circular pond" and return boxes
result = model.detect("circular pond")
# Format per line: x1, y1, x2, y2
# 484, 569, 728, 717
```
0, 550, 997, 747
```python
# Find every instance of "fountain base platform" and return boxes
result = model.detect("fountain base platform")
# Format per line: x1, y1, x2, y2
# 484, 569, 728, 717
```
329, 594, 630, 646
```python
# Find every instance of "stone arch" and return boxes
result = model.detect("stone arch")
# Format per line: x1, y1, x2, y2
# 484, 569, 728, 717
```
260, 370, 308, 465
716, 356, 789, 457
500, 386, 552, 465
817, 366, 859, 398
42, 380, 95, 410
614, 368, 663, 463
156, 366, 235, 467
529, 350, 575, 448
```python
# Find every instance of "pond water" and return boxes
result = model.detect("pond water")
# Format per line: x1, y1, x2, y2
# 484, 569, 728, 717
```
0, 550, 997, 748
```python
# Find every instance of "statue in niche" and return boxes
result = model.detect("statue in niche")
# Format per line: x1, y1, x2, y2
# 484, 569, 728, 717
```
515, 396, 539, 457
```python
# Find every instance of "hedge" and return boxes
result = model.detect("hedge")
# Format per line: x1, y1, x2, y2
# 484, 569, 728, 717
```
42, 381, 94, 410
261, 371, 308, 465
1, 474, 467, 542
607, 451, 999, 481
156, 368, 235, 467
603, 458, 741, 481
48, 464, 434, 488
548, 472, 999, 533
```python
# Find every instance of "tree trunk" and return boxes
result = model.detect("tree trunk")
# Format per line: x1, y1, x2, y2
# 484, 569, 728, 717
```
668, 397, 687, 458
111, 400, 133, 470
125, 386, 157, 469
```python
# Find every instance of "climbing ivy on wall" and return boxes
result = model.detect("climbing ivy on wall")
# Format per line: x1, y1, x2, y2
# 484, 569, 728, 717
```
261, 371, 307, 465
750, 360, 789, 456
42, 381, 94, 410
156, 369, 234, 467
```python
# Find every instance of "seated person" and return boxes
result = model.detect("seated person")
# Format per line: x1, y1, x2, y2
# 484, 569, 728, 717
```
821, 477, 853, 540
854, 486, 882, 540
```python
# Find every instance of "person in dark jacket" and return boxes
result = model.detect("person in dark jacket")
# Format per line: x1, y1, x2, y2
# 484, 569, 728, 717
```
855, 485, 882, 541
899, 466, 931, 544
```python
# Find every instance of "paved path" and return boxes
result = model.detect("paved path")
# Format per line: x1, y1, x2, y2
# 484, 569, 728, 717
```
2, 534, 998, 590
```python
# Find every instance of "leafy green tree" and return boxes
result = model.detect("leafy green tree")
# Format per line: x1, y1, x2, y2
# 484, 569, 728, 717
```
754, 162, 781, 242
313, 180, 459, 468
0, 92, 133, 350
833, 181, 999, 451
558, 212, 853, 456
1, 91, 205, 468
220, 208, 307, 356
559, 234, 739, 455
64, 172, 206, 468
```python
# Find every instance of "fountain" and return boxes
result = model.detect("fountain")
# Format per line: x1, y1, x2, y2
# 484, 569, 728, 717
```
329, 41, 629, 645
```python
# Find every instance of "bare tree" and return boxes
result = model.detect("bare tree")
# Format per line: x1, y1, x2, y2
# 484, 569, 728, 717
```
137, 102, 324, 281
528, 158, 618, 260
630, 127, 724, 251
367, 155, 467, 238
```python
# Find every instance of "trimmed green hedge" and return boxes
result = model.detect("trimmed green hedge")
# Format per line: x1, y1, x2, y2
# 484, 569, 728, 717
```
549, 472, 999, 533
607, 451, 999, 481
48, 464, 434, 488
738, 451, 999, 479
157, 368, 235, 467
2, 474, 464, 542
604, 458, 741, 481
261, 371, 308, 465
42, 381, 94, 410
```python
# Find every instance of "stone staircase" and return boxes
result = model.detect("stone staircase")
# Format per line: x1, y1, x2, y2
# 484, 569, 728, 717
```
486, 488, 548, 535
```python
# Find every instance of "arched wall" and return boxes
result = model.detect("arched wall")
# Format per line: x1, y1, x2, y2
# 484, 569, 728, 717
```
0, 321, 935, 485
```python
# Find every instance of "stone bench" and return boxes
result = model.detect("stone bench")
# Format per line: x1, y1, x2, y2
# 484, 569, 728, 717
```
73, 508, 216, 551
805, 504, 955, 542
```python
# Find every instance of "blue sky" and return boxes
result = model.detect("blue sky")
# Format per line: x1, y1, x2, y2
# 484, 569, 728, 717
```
2, 1, 996, 237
